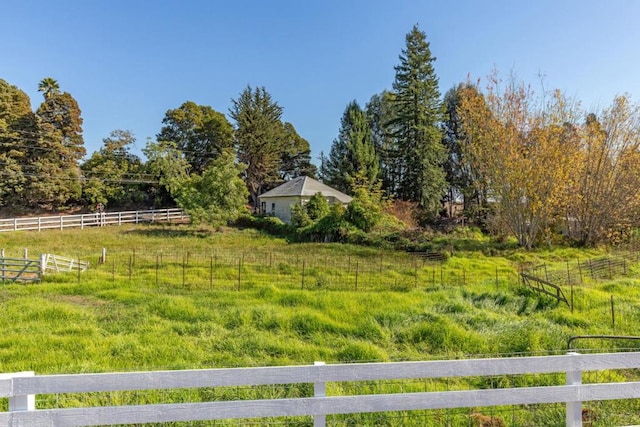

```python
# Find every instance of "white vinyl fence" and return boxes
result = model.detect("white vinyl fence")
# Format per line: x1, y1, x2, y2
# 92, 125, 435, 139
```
0, 208, 186, 232
1, 352, 640, 426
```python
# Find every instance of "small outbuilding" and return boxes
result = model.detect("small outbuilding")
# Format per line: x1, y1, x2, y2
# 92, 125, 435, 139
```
258, 176, 352, 224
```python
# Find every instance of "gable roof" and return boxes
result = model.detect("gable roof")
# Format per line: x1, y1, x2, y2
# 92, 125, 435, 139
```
259, 176, 353, 203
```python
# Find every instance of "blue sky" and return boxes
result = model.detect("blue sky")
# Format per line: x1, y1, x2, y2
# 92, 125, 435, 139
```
2, 0, 640, 163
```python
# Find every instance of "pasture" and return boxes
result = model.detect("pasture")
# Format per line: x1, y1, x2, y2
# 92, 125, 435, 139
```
1, 223, 640, 425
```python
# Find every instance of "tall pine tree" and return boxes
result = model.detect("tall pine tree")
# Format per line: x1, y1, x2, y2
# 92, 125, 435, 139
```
366, 91, 398, 196
230, 85, 283, 207
390, 25, 447, 217
325, 100, 379, 193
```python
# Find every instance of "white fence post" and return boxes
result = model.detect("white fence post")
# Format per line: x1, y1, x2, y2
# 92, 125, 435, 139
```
23, 248, 28, 259
8, 371, 35, 412
40, 254, 46, 275
38, 217, 41, 232
566, 351, 582, 427
314, 361, 326, 427
101, 248, 107, 264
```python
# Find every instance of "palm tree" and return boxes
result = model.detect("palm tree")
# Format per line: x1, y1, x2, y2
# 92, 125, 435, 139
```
38, 77, 60, 100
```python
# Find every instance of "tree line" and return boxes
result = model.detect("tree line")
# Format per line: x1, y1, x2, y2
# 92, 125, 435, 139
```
1, 24, 639, 247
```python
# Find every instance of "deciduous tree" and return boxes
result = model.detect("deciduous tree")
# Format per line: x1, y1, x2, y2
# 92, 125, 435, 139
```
81, 130, 144, 208
458, 74, 581, 248
567, 97, 640, 245
172, 150, 248, 227
157, 101, 234, 173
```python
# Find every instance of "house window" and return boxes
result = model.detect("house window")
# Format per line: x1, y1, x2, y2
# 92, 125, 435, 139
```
271, 203, 276, 213
261, 202, 266, 214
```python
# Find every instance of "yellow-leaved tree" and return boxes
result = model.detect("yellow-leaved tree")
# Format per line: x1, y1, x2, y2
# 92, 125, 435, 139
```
458, 73, 581, 248
567, 96, 640, 245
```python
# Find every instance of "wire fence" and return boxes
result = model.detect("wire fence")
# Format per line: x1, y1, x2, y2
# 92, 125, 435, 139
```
80, 248, 520, 294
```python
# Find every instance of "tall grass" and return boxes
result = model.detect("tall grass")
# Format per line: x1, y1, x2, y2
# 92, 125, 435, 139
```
1, 223, 640, 425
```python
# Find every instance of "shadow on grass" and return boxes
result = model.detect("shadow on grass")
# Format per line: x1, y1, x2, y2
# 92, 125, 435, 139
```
122, 225, 214, 239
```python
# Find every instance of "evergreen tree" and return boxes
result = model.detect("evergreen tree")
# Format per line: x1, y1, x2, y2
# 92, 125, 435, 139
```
279, 122, 317, 181
29, 80, 86, 208
390, 25, 447, 217
0, 78, 34, 207
442, 84, 484, 217
229, 85, 283, 207
366, 91, 399, 196
325, 100, 379, 193
157, 101, 234, 173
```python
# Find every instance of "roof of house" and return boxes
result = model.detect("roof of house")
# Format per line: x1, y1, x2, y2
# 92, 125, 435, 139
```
258, 176, 353, 203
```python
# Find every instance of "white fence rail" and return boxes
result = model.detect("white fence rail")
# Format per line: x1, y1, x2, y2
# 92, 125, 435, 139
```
0, 208, 187, 232
40, 254, 89, 274
1, 352, 640, 426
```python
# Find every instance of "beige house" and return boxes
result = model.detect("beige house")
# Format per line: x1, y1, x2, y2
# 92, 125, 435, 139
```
258, 176, 352, 224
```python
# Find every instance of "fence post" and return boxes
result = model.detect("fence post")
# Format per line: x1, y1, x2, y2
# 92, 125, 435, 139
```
40, 254, 46, 276
101, 248, 107, 264
565, 352, 582, 427
23, 248, 28, 259
314, 361, 326, 427
8, 371, 36, 412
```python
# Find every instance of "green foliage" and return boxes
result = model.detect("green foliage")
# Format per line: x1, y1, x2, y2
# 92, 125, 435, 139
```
297, 203, 355, 242
366, 91, 398, 196
230, 85, 284, 207
279, 122, 317, 180
235, 214, 292, 237
290, 203, 312, 228
173, 150, 249, 226
325, 100, 379, 193
345, 177, 385, 232
0, 79, 32, 207
17, 80, 86, 209
390, 25, 447, 216
142, 139, 190, 206
305, 192, 330, 221
157, 101, 234, 173
81, 130, 145, 208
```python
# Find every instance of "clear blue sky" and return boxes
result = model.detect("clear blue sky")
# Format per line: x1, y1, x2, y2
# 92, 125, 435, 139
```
2, 0, 640, 163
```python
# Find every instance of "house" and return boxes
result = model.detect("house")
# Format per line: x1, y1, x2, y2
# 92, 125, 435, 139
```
258, 176, 352, 224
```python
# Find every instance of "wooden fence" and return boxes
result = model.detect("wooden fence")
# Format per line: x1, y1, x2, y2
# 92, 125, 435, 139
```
1, 352, 640, 426
41, 254, 89, 274
0, 208, 186, 232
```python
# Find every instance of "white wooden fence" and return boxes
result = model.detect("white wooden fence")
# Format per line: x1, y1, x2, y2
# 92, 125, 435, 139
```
0, 208, 187, 232
40, 254, 89, 274
2, 352, 640, 426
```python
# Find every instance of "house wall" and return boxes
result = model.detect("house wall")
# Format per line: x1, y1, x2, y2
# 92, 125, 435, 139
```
259, 195, 347, 224
259, 196, 300, 224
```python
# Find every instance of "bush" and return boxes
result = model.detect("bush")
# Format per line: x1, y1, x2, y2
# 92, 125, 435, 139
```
234, 214, 293, 236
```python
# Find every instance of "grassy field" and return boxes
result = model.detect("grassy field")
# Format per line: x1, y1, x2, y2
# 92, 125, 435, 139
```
1, 223, 639, 425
